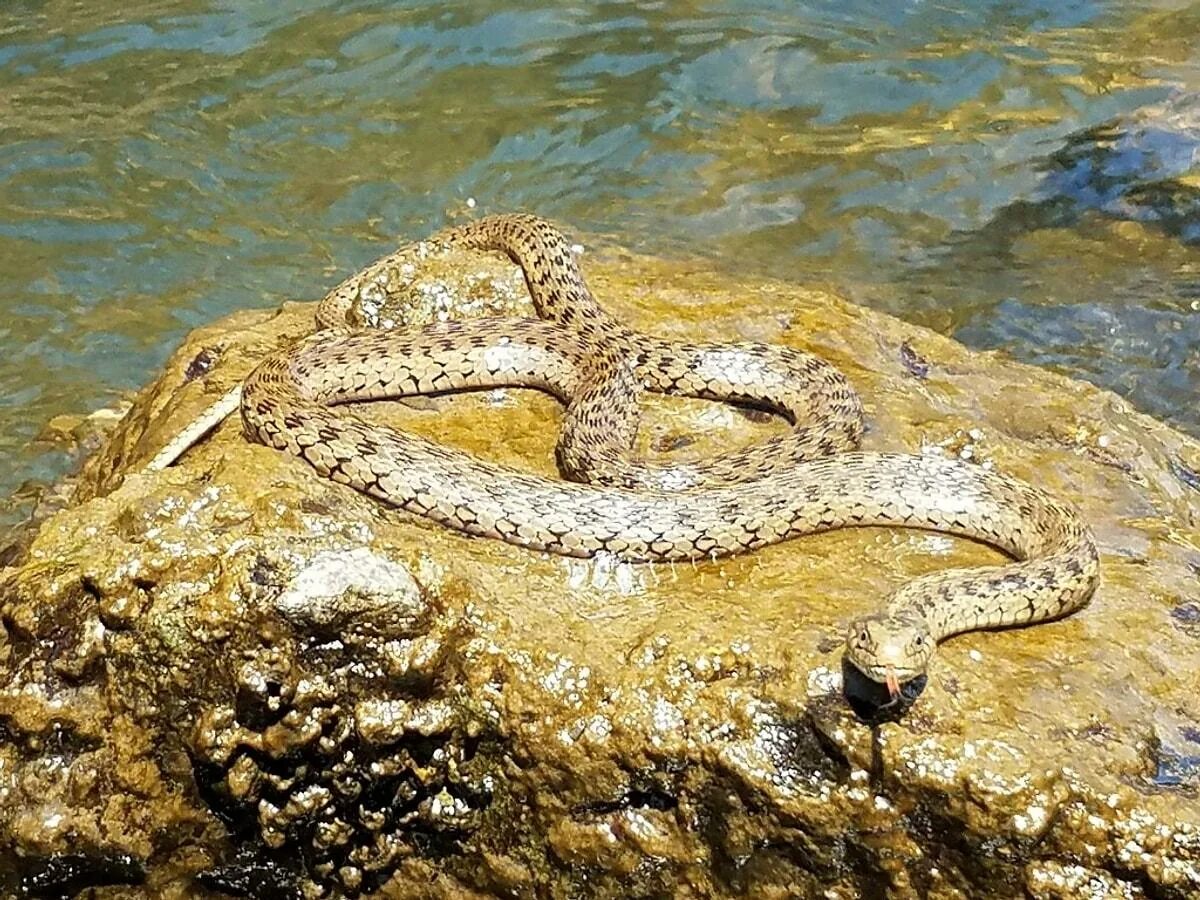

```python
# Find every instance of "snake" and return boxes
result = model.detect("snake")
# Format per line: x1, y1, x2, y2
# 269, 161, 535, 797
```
158, 214, 1101, 698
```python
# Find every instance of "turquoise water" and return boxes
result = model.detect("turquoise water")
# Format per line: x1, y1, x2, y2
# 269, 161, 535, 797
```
1, 1, 1197, 522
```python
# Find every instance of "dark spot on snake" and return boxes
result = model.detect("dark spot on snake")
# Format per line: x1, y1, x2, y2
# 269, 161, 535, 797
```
184, 346, 222, 382
899, 341, 930, 378
20, 851, 145, 897
1169, 456, 1200, 492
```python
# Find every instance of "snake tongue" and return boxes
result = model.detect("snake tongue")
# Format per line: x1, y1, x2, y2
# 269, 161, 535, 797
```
885, 666, 901, 699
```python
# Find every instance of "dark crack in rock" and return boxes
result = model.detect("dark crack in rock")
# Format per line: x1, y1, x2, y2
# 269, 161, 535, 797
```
197, 854, 302, 900
18, 851, 144, 898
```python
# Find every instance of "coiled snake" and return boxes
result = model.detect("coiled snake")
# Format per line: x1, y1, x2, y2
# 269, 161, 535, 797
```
155, 215, 1100, 698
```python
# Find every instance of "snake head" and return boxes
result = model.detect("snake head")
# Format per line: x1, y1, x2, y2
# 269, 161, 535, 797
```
843, 611, 933, 699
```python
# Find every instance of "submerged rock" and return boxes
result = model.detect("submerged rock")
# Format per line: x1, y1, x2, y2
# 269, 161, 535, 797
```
1, 233, 1198, 898
991, 91, 1200, 242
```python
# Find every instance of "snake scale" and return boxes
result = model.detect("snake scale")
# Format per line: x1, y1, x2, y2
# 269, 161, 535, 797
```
163, 214, 1101, 696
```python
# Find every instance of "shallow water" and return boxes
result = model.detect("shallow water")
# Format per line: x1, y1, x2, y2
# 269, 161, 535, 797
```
0, 0, 1197, 523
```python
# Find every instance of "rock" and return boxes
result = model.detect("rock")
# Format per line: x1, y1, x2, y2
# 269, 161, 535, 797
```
1, 233, 1198, 898
36, 403, 132, 450
988, 90, 1200, 242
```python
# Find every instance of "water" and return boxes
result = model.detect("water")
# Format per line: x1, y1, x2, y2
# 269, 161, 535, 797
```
1, 1, 1198, 524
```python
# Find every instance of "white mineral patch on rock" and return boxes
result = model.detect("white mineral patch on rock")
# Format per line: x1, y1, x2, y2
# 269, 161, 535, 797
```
273, 546, 425, 629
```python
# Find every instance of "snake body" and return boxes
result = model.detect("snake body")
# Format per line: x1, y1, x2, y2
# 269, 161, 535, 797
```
312, 216, 865, 492
231, 215, 1101, 694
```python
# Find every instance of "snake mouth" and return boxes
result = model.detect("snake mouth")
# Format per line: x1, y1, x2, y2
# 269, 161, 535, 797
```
855, 662, 922, 697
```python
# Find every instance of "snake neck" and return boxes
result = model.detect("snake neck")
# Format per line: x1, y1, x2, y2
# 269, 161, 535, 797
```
883, 519, 1100, 644
441, 215, 625, 339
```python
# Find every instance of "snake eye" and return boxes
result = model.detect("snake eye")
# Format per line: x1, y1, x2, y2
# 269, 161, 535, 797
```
912, 634, 926, 647
858, 629, 869, 645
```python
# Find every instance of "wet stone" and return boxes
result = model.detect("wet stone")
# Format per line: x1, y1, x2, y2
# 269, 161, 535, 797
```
1170, 601, 1200, 638
185, 345, 223, 382
1, 236, 1199, 897
898, 340, 930, 379
270, 546, 428, 635
994, 91, 1200, 243
1150, 721, 1200, 789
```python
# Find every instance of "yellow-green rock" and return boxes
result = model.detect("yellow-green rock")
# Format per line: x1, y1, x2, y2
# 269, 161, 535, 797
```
1, 234, 1198, 898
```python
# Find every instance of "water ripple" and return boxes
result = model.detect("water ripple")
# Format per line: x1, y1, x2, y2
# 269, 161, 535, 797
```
0, 0, 1196, 521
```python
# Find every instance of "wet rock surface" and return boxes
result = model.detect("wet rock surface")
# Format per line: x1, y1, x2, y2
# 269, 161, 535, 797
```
1, 233, 1199, 898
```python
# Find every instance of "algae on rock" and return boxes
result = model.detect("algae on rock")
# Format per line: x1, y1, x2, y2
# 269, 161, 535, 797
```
1, 235, 1198, 898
